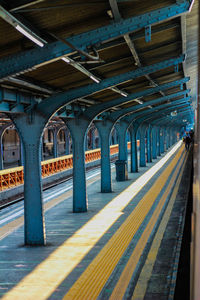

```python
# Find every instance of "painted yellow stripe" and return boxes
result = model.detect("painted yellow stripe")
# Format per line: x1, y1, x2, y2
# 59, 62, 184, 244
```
110, 151, 187, 300
131, 152, 188, 299
63, 146, 185, 300
1, 143, 182, 300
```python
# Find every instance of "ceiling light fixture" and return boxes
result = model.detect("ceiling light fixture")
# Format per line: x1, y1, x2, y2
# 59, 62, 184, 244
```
135, 99, 143, 104
111, 87, 128, 97
15, 24, 44, 47
90, 75, 100, 83
62, 57, 71, 63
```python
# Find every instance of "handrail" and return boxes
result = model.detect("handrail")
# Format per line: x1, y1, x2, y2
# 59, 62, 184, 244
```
0, 142, 131, 191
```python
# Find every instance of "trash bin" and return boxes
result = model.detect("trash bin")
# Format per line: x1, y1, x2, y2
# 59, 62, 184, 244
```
115, 160, 128, 181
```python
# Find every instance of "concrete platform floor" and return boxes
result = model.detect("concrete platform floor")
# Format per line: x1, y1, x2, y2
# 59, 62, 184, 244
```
0, 142, 190, 300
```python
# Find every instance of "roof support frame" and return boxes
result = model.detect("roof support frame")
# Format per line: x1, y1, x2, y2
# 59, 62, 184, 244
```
0, 77, 189, 114
103, 93, 191, 122
0, 0, 193, 79
36, 55, 186, 119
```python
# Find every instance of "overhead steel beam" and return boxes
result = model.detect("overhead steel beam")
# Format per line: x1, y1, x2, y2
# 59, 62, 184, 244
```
0, 76, 56, 96
105, 91, 190, 121
96, 22, 180, 53
0, 76, 189, 114
123, 101, 190, 125
105, 99, 190, 128
37, 55, 186, 117
0, 1, 193, 79
93, 90, 190, 121
124, 34, 166, 97
125, 106, 191, 130
109, 0, 166, 98
9, 1, 46, 12
0, 2, 128, 99
150, 108, 193, 126
84, 77, 190, 118
83, 91, 190, 122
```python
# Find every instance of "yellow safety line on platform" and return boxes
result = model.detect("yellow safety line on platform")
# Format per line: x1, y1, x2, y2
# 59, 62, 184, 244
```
1, 142, 182, 300
110, 150, 187, 300
63, 146, 185, 300
131, 152, 188, 300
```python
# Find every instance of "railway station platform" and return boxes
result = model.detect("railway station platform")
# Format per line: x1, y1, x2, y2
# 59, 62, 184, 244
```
0, 141, 192, 300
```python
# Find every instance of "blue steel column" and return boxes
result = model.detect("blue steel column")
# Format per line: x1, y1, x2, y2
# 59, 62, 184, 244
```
157, 127, 161, 156
171, 128, 175, 145
165, 127, 170, 150
174, 129, 177, 143
160, 128, 165, 154
115, 121, 128, 161
66, 118, 89, 212
139, 125, 147, 167
147, 125, 152, 163
129, 125, 138, 172
163, 128, 167, 151
11, 114, 46, 245
168, 127, 172, 147
20, 140, 24, 166
94, 120, 113, 192
152, 126, 157, 159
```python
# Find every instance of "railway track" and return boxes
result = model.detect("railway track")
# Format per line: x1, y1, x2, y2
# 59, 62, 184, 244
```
0, 156, 118, 210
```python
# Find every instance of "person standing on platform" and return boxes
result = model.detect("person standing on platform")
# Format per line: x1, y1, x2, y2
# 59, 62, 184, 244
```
185, 132, 191, 151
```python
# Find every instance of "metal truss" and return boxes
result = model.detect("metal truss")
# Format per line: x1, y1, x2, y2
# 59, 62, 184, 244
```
37, 55, 186, 118
0, 0, 193, 79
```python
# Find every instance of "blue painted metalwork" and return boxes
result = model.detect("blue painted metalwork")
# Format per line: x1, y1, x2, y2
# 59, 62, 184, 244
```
166, 128, 170, 150
107, 90, 190, 121
0, 1, 192, 79
157, 126, 161, 156
122, 98, 191, 127
174, 64, 179, 73
0, 77, 189, 114
97, 99, 190, 175
20, 141, 24, 166
37, 55, 186, 117
94, 120, 113, 192
145, 25, 151, 42
160, 128, 165, 154
139, 125, 147, 167
129, 125, 138, 172
151, 107, 192, 126
65, 118, 89, 212
84, 77, 189, 119
115, 121, 128, 161
152, 127, 158, 159
11, 114, 46, 245
123, 103, 191, 166
147, 125, 152, 163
